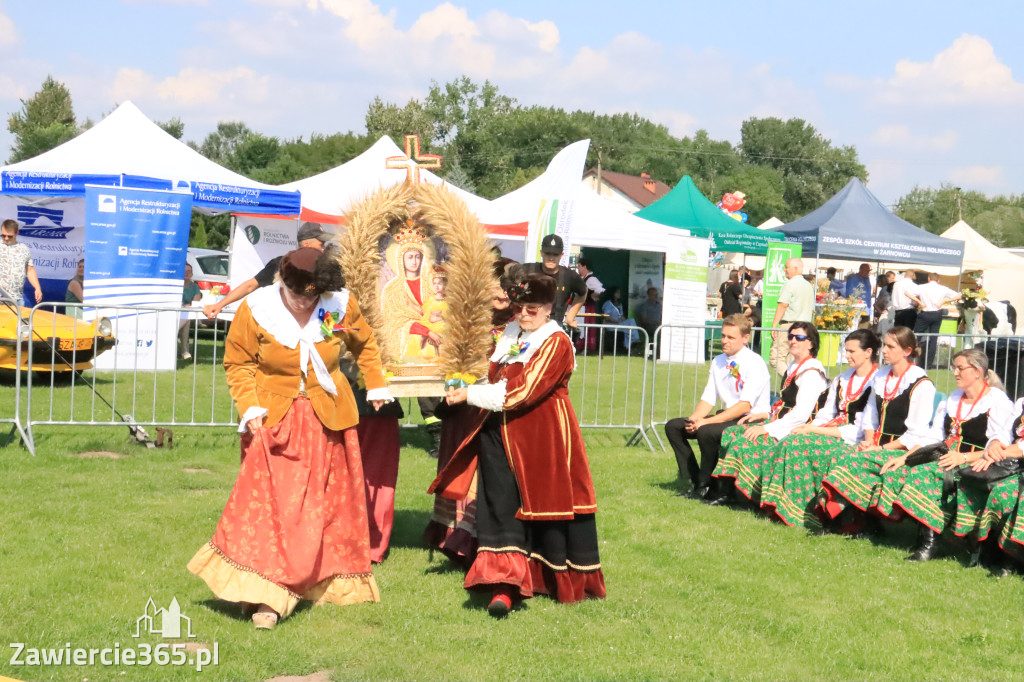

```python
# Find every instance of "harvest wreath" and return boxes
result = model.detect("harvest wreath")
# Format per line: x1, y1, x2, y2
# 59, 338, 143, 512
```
337, 181, 495, 395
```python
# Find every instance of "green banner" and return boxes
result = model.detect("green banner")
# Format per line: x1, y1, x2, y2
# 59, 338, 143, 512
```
665, 262, 707, 283
760, 241, 802, 362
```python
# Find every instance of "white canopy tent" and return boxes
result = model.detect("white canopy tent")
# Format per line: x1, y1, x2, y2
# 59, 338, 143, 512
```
0, 101, 300, 215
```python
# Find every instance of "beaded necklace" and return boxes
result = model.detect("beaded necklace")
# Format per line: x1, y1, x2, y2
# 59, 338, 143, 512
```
945, 382, 989, 449
882, 363, 913, 401
824, 364, 876, 427
770, 356, 811, 419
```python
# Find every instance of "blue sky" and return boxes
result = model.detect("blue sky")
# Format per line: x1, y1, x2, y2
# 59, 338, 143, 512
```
1, 0, 1022, 207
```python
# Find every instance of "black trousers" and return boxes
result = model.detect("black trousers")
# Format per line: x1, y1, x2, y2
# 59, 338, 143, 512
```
664, 417, 740, 487
894, 308, 917, 330
914, 311, 944, 369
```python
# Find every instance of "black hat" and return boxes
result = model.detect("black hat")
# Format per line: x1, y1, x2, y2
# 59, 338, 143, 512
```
508, 273, 556, 305
539, 234, 563, 255
279, 247, 345, 295
297, 222, 329, 243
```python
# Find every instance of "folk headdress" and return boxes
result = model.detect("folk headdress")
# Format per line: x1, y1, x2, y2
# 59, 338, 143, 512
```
508, 272, 556, 305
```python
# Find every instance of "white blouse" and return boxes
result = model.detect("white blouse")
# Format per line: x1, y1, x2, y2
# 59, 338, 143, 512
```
861, 364, 936, 449
764, 358, 830, 441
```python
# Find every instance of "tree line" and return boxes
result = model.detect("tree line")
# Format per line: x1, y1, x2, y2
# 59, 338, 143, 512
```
6, 75, 1022, 250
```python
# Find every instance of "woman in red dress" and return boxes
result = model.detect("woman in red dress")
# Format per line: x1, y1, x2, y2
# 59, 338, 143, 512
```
188, 248, 392, 629
433, 272, 605, 616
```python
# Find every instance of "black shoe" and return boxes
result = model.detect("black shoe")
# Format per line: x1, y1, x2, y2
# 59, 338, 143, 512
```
906, 526, 939, 561
676, 485, 708, 499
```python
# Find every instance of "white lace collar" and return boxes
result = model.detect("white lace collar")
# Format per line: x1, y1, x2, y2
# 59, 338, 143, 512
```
247, 283, 350, 395
490, 319, 568, 365
247, 283, 349, 347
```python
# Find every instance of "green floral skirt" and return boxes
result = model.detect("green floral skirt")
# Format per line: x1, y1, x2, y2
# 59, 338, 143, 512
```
980, 476, 1024, 561
761, 434, 852, 528
872, 461, 956, 533
820, 448, 891, 518
712, 424, 778, 501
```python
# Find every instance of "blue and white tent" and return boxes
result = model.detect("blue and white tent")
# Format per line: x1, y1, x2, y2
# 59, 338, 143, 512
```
0, 101, 300, 216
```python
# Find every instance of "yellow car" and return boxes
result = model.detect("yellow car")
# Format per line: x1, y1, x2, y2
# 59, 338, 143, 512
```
0, 305, 117, 371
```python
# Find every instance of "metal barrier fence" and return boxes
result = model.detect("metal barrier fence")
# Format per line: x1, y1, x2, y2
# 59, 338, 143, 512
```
646, 324, 1024, 450
0, 299, 31, 452
4, 305, 1022, 455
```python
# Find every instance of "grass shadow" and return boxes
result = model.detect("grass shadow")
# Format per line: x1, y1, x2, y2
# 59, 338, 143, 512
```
388, 508, 432, 550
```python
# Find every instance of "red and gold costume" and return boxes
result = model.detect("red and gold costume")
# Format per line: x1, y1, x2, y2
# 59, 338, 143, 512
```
430, 319, 605, 603
188, 284, 391, 617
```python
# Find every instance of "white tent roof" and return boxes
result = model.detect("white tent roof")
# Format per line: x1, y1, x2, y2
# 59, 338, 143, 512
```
758, 216, 784, 230
277, 136, 514, 229
940, 220, 1024, 332
1, 101, 298, 214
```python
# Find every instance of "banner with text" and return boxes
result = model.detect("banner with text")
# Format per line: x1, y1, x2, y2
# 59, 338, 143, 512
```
760, 241, 802, 363
528, 198, 574, 266
660, 233, 710, 363
83, 185, 192, 371
0, 196, 85, 304
627, 250, 665, 315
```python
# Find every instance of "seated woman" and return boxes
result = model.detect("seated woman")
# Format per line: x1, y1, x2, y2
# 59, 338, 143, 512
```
600, 286, 639, 351
433, 272, 605, 616
877, 348, 1014, 561
820, 327, 935, 539
711, 321, 829, 505
187, 248, 392, 629
760, 329, 880, 528
970, 399, 1024, 574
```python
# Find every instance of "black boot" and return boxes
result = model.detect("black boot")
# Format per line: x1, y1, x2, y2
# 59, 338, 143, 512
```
426, 422, 442, 459
706, 479, 734, 506
906, 525, 939, 561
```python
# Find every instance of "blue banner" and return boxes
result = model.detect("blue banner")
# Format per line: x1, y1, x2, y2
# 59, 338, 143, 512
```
84, 185, 192, 309
1, 171, 301, 216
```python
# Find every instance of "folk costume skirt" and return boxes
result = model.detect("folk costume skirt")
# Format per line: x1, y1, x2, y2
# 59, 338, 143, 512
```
712, 424, 777, 501
977, 477, 1024, 561
760, 434, 850, 528
465, 415, 605, 603
188, 398, 379, 617
820, 449, 892, 518
423, 403, 480, 567
357, 415, 401, 564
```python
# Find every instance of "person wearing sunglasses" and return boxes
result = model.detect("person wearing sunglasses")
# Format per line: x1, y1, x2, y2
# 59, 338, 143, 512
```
873, 348, 1014, 561
711, 321, 829, 505
0, 219, 43, 304
821, 326, 935, 542
433, 272, 604, 616
760, 328, 881, 528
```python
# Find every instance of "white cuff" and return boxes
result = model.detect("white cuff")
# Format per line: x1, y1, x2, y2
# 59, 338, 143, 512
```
238, 406, 268, 433
365, 387, 395, 403
467, 380, 507, 412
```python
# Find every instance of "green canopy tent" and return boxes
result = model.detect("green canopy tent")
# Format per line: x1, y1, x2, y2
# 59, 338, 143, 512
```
635, 175, 785, 255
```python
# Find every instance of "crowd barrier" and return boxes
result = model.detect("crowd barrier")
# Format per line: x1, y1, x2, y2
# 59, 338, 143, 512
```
3, 305, 1022, 456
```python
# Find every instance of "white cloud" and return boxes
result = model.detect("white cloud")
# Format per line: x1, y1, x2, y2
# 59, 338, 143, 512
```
870, 125, 957, 152
648, 109, 698, 138
948, 164, 1005, 188
0, 12, 19, 48
110, 66, 271, 108
833, 34, 1024, 108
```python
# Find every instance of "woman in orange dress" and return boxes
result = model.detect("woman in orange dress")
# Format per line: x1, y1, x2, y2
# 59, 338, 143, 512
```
188, 247, 393, 629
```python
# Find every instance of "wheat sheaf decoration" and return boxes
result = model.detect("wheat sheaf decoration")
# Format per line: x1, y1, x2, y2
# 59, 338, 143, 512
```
337, 181, 494, 380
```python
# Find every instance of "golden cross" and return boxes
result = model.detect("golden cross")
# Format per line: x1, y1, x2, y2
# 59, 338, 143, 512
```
385, 134, 442, 183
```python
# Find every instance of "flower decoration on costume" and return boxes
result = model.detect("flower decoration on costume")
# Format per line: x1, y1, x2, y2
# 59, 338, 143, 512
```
318, 308, 357, 337
508, 281, 531, 303
444, 372, 479, 390
508, 340, 530, 357
727, 359, 743, 390
491, 328, 503, 345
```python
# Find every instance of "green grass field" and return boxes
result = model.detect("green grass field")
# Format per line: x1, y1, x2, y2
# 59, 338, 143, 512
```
0, 330, 1012, 681
2, 415, 1024, 682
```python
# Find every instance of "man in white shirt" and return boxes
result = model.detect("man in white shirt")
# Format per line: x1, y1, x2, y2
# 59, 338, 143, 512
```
891, 269, 921, 329
664, 314, 771, 502
769, 257, 814, 375
914, 272, 960, 369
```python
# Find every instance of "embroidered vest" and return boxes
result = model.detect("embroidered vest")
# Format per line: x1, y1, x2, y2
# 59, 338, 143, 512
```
875, 376, 930, 446
943, 411, 989, 453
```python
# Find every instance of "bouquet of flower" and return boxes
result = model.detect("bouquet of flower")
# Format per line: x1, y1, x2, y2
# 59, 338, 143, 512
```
957, 287, 988, 311
814, 292, 860, 331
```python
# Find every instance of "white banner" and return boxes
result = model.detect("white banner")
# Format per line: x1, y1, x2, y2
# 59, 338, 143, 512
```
0, 196, 85, 302
660, 233, 710, 363
627, 251, 664, 314
229, 215, 298, 289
